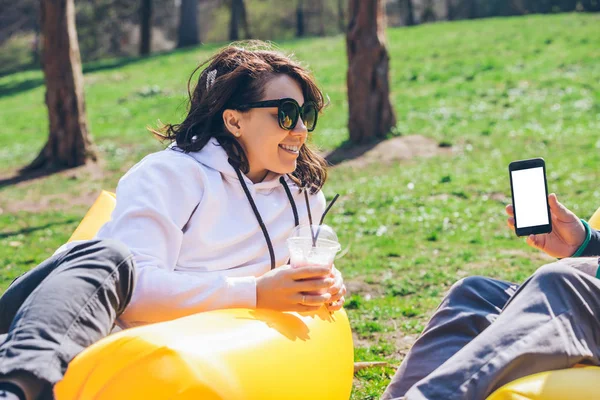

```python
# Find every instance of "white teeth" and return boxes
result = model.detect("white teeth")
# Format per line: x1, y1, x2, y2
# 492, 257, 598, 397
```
280, 144, 299, 152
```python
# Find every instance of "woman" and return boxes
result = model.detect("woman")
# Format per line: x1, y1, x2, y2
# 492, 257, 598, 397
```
383, 193, 600, 400
0, 41, 346, 400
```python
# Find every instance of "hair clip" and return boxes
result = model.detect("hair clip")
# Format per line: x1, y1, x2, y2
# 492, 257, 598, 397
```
206, 69, 217, 91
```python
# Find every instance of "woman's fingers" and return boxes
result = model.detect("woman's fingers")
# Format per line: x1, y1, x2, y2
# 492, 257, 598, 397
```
327, 296, 345, 312
294, 304, 322, 312
505, 204, 514, 216
329, 284, 347, 302
328, 274, 343, 294
293, 277, 334, 292
289, 266, 332, 280
297, 292, 331, 306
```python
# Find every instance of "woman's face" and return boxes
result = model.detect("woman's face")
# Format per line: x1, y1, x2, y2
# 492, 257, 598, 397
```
231, 74, 309, 183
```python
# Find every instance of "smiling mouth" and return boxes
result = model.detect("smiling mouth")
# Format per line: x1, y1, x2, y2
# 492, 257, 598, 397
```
279, 144, 300, 154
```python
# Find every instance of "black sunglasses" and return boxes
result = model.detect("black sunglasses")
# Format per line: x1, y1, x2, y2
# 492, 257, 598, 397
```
236, 98, 319, 132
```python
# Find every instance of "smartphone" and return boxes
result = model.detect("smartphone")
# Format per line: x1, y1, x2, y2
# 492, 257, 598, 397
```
508, 158, 552, 237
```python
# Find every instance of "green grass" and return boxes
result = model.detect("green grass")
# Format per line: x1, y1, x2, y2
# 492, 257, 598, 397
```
1, 13, 600, 399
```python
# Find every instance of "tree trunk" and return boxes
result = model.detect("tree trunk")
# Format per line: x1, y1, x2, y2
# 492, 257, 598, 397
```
491, 0, 516, 16
532, 0, 553, 13
28, 0, 96, 171
421, 0, 436, 22
468, 0, 478, 18
108, 5, 123, 55
239, 0, 251, 38
177, 0, 199, 48
32, 13, 41, 66
229, 0, 250, 41
581, 0, 600, 11
337, 0, 345, 32
405, 0, 416, 25
229, 0, 241, 41
346, 0, 396, 144
317, 0, 326, 36
139, 0, 152, 56
555, 0, 578, 11
296, 0, 305, 37
510, 0, 529, 14
446, 0, 453, 20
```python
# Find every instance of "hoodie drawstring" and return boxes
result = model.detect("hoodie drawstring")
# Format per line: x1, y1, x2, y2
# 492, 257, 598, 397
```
233, 167, 311, 270
279, 176, 299, 227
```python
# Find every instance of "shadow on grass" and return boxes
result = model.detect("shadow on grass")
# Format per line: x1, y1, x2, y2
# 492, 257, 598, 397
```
0, 165, 69, 189
0, 62, 39, 79
0, 219, 78, 239
0, 42, 226, 99
0, 53, 159, 99
324, 137, 386, 166
0, 77, 45, 99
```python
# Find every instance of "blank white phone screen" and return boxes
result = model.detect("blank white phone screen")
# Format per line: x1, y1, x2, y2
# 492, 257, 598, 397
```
511, 167, 549, 228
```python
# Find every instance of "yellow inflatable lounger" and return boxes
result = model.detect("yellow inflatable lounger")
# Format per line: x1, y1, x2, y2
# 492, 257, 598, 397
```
486, 207, 600, 399
55, 191, 354, 400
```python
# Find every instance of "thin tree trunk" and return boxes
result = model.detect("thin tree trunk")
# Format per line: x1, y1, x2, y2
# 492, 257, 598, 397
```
318, 0, 326, 36
346, 0, 396, 144
229, 0, 250, 41
491, 0, 515, 16
337, 0, 345, 32
446, 0, 453, 20
229, 0, 240, 41
32, 10, 41, 66
534, 0, 553, 13
108, 5, 122, 55
421, 0, 436, 22
239, 0, 251, 38
581, 0, 600, 11
28, 0, 96, 171
556, 0, 578, 11
468, 0, 478, 18
510, 0, 528, 14
140, 0, 152, 56
406, 0, 416, 25
296, 0, 305, 37
178, 0, 199, 48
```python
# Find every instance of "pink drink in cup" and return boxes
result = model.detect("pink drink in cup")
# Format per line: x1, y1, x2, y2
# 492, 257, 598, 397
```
287, 224, 341, 295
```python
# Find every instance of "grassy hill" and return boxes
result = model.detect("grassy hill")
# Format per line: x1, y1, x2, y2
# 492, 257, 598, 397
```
1, 13, 599, 399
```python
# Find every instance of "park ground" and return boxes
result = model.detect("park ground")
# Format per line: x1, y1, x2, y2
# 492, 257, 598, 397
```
1, 13, 599, 398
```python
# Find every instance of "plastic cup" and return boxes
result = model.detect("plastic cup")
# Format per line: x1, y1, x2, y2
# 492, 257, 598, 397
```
287, 224, 341, 295
287, 224, 341, 269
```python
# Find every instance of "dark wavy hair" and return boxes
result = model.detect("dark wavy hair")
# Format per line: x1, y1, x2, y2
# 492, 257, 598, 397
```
151, 41, 328, 194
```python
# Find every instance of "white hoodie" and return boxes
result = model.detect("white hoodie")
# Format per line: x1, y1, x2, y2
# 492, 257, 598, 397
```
60, 138, 326, 328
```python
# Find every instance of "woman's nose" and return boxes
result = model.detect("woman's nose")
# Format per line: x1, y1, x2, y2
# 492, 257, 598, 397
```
291, 117, 308, 137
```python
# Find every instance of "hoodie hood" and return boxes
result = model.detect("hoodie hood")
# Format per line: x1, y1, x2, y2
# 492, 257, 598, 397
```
171, 138, 285, 191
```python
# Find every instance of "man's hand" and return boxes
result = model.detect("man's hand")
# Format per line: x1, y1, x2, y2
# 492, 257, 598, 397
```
506, 193, 586, 258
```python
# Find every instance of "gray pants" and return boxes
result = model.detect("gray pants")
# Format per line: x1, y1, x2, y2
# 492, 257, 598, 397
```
0, 240, 135, 399
382, 258, 600, 400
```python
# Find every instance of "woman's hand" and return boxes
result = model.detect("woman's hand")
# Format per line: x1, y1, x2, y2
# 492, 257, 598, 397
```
326, 265, 347, 312
506, 193, 586, 258
256, 265, 334, 312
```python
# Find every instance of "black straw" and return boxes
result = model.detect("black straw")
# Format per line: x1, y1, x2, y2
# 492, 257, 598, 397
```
319, 194, 339, 225
314, 193, 340, 244
304, 190, 317, 246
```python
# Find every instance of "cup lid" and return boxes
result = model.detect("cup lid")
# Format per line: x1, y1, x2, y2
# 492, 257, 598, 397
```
289, 224, 339, 244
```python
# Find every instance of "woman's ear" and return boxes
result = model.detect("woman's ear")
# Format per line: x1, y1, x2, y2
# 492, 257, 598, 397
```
222, 109, 243, 137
